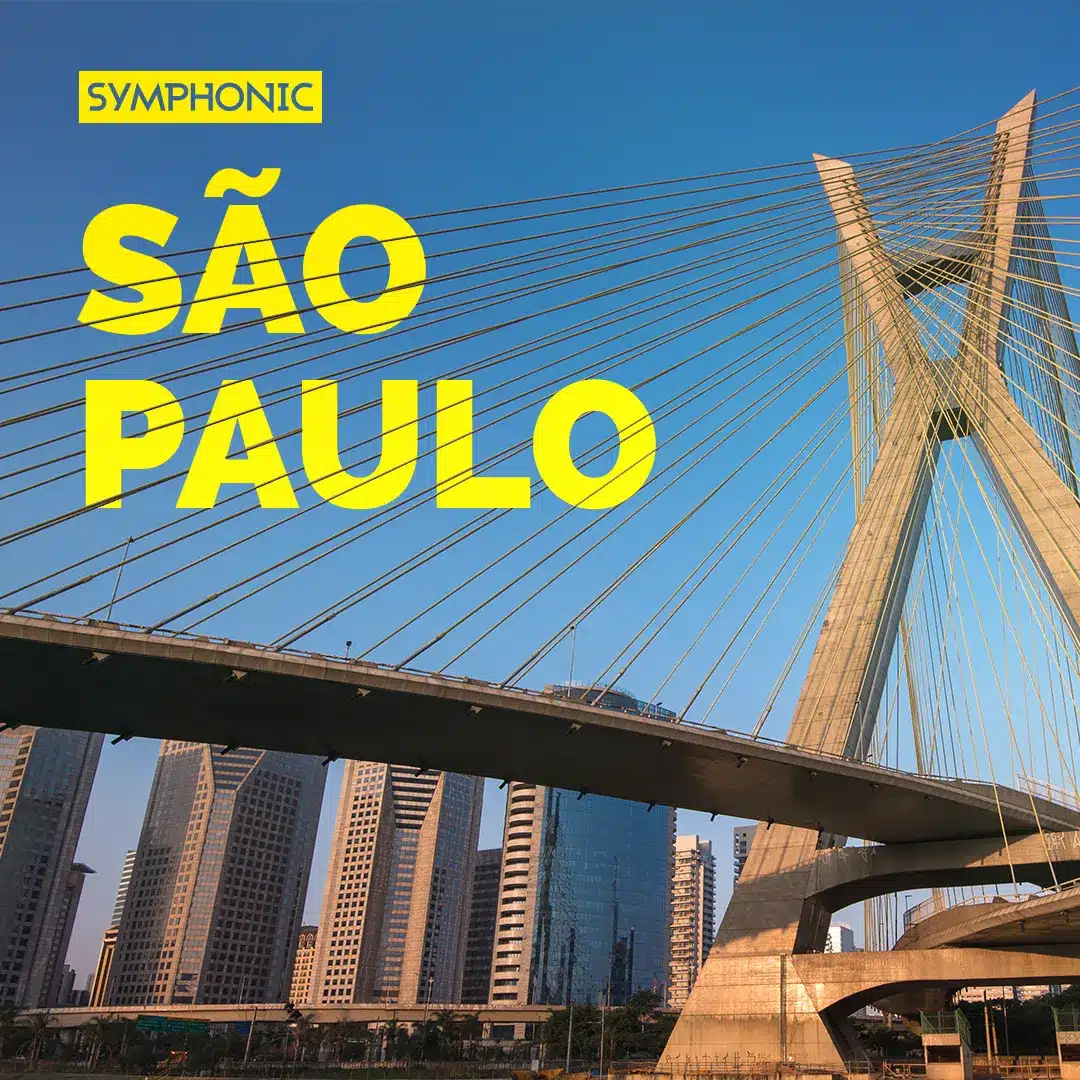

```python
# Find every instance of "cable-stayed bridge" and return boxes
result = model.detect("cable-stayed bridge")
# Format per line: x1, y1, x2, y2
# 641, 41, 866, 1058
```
6, 88, 1080, 1065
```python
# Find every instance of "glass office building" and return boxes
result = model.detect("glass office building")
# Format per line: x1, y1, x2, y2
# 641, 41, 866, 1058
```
489, 685, 675, 1007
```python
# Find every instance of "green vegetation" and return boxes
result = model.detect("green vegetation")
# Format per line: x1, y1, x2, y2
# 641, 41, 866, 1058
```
540, 990, 677, 1062
0, 1006, 534, 1073
954, 985, 1080, 1056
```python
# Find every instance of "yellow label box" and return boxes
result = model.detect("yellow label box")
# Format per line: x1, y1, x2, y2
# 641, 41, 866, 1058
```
78, 71, 322, 123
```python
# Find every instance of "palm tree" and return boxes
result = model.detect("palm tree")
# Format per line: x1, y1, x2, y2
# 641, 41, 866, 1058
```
431, 1009, 462, 1058
381, 1018, 402, 1062
22, 1011, 53, 1064
457, 1014, 483, 1058
320, 1020, 347, 1066
291, 1014, 318, 1063
84, 1014, 122, 1068
0, 1004, 19, 1059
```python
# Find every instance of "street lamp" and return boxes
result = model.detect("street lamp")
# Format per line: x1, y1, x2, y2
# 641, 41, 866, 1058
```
422, 975, 434, 1025
599, 981, 610, 1079
421, 976, 435, 1062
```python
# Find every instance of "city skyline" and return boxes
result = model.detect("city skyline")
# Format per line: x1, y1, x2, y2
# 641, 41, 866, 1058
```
39, 739, 868, 1014
64, 703, 760, 993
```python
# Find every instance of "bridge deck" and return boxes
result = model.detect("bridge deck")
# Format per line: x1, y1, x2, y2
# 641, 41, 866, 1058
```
0, 612, 1075, 845
30, 1002, 561, 1028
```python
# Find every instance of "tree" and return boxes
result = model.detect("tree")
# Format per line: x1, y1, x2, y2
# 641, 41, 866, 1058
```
21, 1011, 53, 1064
290, 1014, 319, 1063
542, 1004, 600, 1062
320, 1020, 347, 1066
0, 1005, 19, 1059
457, 1013, 484, 1058
82, 1013, 128, 1068
857, 1023, 920, 1060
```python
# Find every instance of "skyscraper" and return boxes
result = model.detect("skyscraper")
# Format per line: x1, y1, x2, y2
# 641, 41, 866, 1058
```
488, 685, 675, 1007
89, 849, 137, 1008
461, 848, 502, 1004
57, 965, 77, 1007
289, 926, 318, 1006
669, 835, 715, 1008
309, 763, 483, 1007
37, 862, 95, 1007
733, 824, 756, 888
825, 923, 855, 953
0, 727, 102, 1008
111, 850, 137, 927
106, 742, 325, 1006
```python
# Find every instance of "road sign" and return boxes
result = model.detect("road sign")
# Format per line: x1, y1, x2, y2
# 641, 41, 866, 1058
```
135, 1015, 211, 1034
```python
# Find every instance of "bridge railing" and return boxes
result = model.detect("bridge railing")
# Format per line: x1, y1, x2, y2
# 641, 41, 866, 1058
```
919, 1009, 970, 1043
902, 892, 1013, 929
903, 874, 1080, 931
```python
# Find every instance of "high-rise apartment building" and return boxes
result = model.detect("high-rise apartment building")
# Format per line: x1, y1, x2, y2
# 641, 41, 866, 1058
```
0, 727, 102, 1008
733, 824, 756, 888
669, 835, 715, 1008
309, 763, 483, 1007
461, 848, 502, 1004
289, 926, 318, 1006
825, 923, 855, 954
106, 742, 325, 1006
488, 685, 675, 1007
89, 849, 137, 1008
57, 965, 77, 1006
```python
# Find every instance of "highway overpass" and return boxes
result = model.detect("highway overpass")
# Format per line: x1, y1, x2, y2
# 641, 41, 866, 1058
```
31, 1002, 561, 1030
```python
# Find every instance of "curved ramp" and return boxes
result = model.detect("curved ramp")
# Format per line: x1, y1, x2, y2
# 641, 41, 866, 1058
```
895, 884, 1080, 951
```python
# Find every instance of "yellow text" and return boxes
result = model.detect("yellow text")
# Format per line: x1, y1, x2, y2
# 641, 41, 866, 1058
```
83, 378, 656, 511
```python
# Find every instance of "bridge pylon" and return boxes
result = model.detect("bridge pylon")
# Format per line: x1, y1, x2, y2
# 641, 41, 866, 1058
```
660, 90, 1080, 1068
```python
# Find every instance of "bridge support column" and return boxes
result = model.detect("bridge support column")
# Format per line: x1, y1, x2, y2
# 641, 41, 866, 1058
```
660, 88, 1080, 1072
660, 953, 854, 1068
670, 949, 1080, 1071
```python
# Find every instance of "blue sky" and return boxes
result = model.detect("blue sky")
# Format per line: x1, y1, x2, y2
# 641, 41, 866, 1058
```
4, 0, 1080, 984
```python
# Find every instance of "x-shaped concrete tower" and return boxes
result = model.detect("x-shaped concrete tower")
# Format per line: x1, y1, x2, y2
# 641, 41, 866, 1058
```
661, 91, 1080, 1068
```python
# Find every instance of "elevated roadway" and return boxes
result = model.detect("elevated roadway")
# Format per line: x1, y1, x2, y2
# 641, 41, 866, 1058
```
31, 1002, 561, 1029
1, 612, 1077, 845
807, 831, 1080, 910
